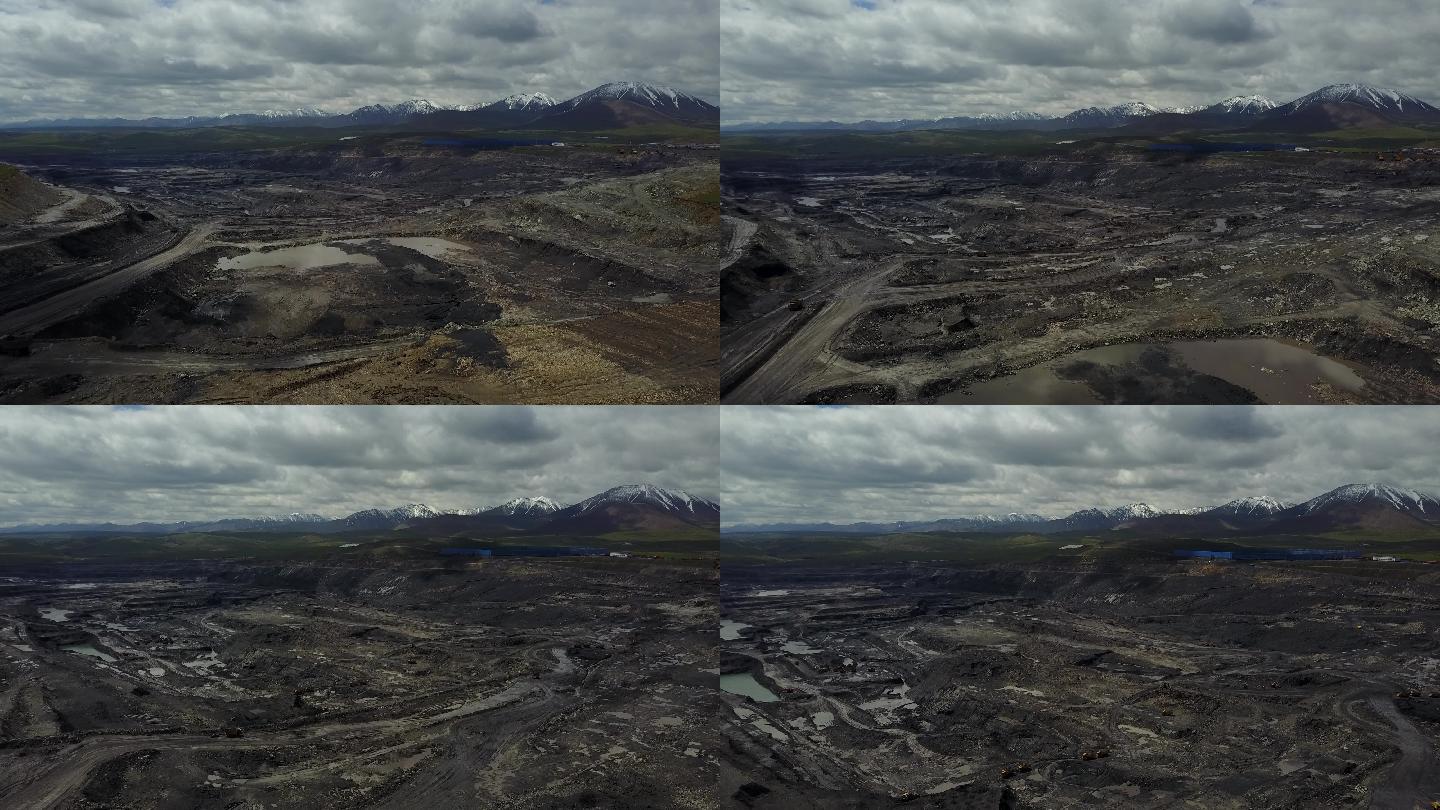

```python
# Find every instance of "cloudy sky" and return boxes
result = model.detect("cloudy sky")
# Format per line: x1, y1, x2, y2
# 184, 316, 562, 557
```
721, 406, 1440, 525
0, 0, 717, 122
722, 0, 1440, 123
0, 406, 716, 526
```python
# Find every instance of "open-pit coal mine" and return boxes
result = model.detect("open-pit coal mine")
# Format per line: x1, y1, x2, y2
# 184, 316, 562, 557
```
721, 151, 1440, 404
719, 559, 1440, 809
0, 142, 718, 404
0, 558, 717, 809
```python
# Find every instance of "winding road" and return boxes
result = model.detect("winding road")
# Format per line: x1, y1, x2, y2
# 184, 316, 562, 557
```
0, 221, 217, 337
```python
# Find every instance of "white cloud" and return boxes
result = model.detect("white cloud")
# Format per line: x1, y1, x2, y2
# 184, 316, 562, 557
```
0, 0, 717, 121
720, 406, 1440, 523
0, 405, 717, 524
721, 0, 1440, 123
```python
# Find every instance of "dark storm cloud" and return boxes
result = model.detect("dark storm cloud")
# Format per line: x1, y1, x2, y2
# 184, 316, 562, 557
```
722, 0, 1440, 123
720, 407, 1440, 524
0, 406, 716, 526
0, 0, 716, 122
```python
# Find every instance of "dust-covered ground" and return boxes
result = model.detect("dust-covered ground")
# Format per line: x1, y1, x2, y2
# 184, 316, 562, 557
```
722, 151, 1440, 404
720, 561, 1440, 809
0, 142, 719, 404
0, 558, 718, 809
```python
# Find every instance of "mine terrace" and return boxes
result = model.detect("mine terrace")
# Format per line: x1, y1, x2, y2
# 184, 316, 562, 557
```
0, 554, 717, 809
0, 128, 718, 404
719, 554, 1440, 808
722, 142, 1440, 404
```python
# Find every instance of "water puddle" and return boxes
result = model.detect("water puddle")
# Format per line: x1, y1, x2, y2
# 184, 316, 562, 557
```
720, 673, 780, 703
939, 339, 1365, 404
551, 647, 574, 674
782, 640, 821, 655
720, 619, 752, 641
219, 243, 381, 272
38, 607, 73, 622
62, 644, 117, 663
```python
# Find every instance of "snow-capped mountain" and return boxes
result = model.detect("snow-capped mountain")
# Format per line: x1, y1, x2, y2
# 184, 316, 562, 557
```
1207, 496, 1288, 518
246, 512, 331, 523
542, 484, 720, 533
557, 82, 705, 111
1048, 503, 1164, 531
1161, 104, 1209, 115
1291, 483, 1440, 516
337, 504, 442, 528
570, 484, 718, 515
487, 496, 561, 517
973, 111, 1048, 122
1274, 84, 1440, 118
1061, 102, 1162, 128
254, 108, 330, 120
1206, 95, 1277, 116
489, 92, 557, 112
539, 81, 719, 127
390, 99, 443, 116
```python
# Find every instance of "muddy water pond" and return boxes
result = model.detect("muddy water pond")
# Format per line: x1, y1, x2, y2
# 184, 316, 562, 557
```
720, 619, 752, 641
219, 243, 381, 272
720, 673, 780, 703
62, 644, 117, 663
939, 338, 1366, 405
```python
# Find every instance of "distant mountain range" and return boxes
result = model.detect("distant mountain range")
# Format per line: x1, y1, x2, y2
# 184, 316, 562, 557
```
726, 483, 1440, 536
1, 82, 718, 132
0, 484, 719, 537
724, 83, 1440, 135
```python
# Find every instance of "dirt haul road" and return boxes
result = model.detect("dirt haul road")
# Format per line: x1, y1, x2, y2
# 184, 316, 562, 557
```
0, 221, 217, 336
3, 680, 556, 809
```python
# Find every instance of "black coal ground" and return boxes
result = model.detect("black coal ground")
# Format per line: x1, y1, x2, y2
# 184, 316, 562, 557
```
719, 561, 1440, 808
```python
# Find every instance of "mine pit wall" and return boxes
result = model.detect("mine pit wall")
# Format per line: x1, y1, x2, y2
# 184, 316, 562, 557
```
721, 560, 1440, 623
0, 208, 173, 310
4, 558, 717, 616
724, 152, 1440, 196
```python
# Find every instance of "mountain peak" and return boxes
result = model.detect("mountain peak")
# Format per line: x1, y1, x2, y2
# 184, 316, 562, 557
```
1282, 84, 1439, 116
494, 92, 556, 111
1209, 495, 1288, 517
489, 496, 561, 516
560, 82, 713, 112
1296, 483, 1439, 515
1206, 95, 1277, 115
577, 483, 717, 514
